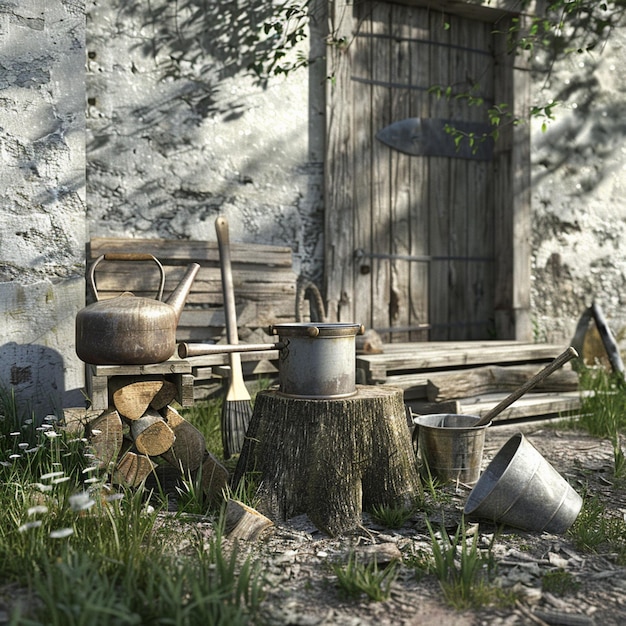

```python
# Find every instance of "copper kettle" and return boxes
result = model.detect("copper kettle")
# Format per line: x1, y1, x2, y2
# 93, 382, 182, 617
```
75, 253, 200, 365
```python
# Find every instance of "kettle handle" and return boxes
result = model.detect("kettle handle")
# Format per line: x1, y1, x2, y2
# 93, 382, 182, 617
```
88, 253, 166, 302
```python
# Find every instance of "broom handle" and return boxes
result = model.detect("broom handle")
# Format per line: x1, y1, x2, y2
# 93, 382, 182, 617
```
215, 216, 238, 346
473, 346, 579, 427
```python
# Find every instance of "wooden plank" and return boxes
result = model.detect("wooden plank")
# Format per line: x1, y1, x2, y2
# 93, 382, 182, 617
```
407, 7, 430, 342
325, 0, 356, 322
88, 237, 294, 269
389, 3, 413, 342
511, 14, 532, 341
352, 2, 374, 333
356, 341, 568, 381
382, 372, 430, 399
458, 391, 582, 422
465, 19, 495, 340
399, 1, 530, 22
178, 304, 290, 331
370, 2, 393, 338
447, 14, 470, 341
89, 359, 192, 377
425, 363, 579, 402
89, 266, 297, 303
428, 10, 452, 340
406, 392, 582, 422
492, 15, 532, 340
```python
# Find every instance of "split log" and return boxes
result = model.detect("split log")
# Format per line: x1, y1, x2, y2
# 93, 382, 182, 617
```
426, 363, 579, 402
149, 380, 178, 410
130, 408, 176, 456
233, 385, 420, 536
109, 376, 174, 420
85, 408, 124, 469
160, 405, 207, 473
112, 450, 157, 487
199, 452, 230, 506
224, 499, 273, 540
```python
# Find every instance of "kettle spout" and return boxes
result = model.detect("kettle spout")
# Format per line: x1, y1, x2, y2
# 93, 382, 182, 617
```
166, 263, 201, 322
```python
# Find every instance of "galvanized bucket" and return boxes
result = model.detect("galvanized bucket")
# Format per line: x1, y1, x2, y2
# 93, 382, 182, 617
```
269, 323, 364, 399
413, 414, 490, 485
464, 433, 583, 533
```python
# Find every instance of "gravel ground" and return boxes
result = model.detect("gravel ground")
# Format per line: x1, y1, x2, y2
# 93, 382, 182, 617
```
226, 422, 626, 626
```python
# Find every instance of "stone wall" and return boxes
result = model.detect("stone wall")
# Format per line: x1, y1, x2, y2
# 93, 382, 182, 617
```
530, 21, 626, 348
85, 0, 326, 282
0, 0, 86, 417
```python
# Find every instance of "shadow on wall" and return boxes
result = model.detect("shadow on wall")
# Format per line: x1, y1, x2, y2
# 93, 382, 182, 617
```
0, 343, 85, 423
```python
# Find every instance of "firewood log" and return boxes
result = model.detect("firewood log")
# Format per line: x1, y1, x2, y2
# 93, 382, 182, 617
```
149, 380, 178, 410
160, 405, 207, 473
130, 408, 176, 457
112, 450, 157, 487
110, 376, 170, 420
224, 499, 273, 540
85, 408, 123, 469
199, 452, 229, 506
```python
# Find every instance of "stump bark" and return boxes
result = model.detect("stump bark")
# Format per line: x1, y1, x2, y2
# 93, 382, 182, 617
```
233, 385, 420, 536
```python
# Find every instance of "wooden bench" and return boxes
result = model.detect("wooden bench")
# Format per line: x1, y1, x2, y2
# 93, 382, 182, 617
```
85, 237, 298, 398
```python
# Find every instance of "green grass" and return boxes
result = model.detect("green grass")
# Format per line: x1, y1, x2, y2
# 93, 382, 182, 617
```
370, 503, 414, 529
0, 387, 265, 624
576, 367, 626, 438
331, 551, 398, 602
564, 366, 626, 479
180, 397, 223, 458
568, 493, 626, 565
541, 569, 580, 596
425, 519, 514, 610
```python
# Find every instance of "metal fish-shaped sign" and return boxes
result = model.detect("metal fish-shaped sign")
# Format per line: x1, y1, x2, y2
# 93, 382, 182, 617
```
376, 117, 494, 161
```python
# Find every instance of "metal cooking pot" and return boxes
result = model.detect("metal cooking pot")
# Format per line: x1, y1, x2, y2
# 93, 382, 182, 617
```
179, 322, 365, 399
270, 323, 364, 398
76, 253, 200, 365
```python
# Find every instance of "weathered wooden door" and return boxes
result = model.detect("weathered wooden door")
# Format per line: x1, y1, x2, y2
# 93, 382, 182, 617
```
325, 0, 531, 342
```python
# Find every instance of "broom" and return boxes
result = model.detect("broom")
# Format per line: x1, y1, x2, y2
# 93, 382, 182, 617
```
215, 216, 253, 459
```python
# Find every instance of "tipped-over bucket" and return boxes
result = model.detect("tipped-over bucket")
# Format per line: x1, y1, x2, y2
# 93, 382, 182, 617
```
413, 414, 490, 485
464, 433, 583, 533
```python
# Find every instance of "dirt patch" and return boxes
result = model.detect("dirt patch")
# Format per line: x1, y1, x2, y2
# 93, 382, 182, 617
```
229, 422, 626, 626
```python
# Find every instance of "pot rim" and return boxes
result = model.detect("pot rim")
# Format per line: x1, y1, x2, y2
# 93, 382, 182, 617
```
270, 322, 364, 338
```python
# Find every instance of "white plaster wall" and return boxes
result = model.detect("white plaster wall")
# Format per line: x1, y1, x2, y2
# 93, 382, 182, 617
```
0, 0, 86, 417
530, 22, 626, 348
85, 0, 326, 282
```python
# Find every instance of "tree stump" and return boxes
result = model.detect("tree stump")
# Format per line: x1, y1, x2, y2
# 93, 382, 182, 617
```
233, 385, 420, 536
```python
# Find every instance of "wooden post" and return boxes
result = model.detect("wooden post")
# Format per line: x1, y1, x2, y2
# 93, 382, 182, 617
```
233, 385, 420, 536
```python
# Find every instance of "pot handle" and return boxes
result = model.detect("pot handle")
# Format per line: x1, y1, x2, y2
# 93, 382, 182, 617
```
88, 253, 166, 302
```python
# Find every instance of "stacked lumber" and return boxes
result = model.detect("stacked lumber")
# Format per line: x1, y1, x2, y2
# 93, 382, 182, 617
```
87, 237, 297, 344
85, 375, 228, 502
86, 237, 298, 397
356, 341, 583, 423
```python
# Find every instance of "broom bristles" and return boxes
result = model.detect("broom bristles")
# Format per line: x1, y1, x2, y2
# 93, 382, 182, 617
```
222, 399, 253, 459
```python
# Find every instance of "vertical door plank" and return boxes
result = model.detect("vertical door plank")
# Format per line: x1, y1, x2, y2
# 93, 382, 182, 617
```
389, 3, 413, 342
325, 0, 357, 322
492, 15, 515, 338
428, 11, 452, 340
408, 8, 431, 342
446, 14, 470, 341
370, 2, 392, 339
465, 20, 496, 339
353, 1, 374, 330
